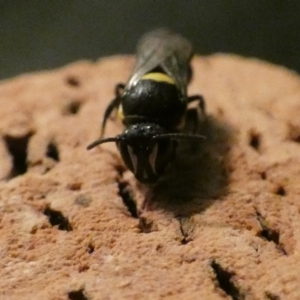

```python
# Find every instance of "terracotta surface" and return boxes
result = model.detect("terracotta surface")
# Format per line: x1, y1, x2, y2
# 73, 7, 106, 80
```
0, 54, 300, 300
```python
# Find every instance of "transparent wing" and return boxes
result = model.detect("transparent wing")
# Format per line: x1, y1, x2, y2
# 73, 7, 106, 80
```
128, 29, 193, 96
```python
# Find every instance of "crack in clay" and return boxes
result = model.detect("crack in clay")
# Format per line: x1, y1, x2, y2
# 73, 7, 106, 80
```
138, 216, 154, 233
4, 132, 33, 178
177, 217, 193, 245
68, 289, 88, 300
117, 181, 139, 218
256, 211, 287, 255
211, 260, 244, 300
44, 206, 73, 231
117, 178, 154, 233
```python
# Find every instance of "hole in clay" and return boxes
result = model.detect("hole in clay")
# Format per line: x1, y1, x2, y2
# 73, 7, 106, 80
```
74, 195, 92, 207
68, 182, 82, 191
66, 76, 80, 87
265, 292, 280, 300
115, 164, 126, 177
211, 260, 242, 300
256, 211, 287, 255
66, 101, 82, 115
249, 131, 261, 151
68, 289, 88, 300
118, 181, 138, 218
46, 142, 60, 162
287, 124, 300, 144
4, 132, 33, 178
275, 186, 286, 196
44, 207, 73, 231
78, 265, 89, 273
87, 243, 94, 254
291, 135, 300, 143
260, 171, 267, 180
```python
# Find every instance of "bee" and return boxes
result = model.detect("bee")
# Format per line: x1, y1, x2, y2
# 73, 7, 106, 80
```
87, 29, 206, 184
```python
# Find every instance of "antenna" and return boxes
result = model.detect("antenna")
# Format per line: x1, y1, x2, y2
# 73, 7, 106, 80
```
152, 133, 206, 141
87, 136, 120, 150
87, 132, 206, 150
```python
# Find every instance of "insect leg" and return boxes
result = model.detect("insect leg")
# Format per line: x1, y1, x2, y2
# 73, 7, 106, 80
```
187, 94, 206, 115
115, 83, 125, 97
185, 108, 199, 134
100, 83, 125, 138
186, 94, 206, 134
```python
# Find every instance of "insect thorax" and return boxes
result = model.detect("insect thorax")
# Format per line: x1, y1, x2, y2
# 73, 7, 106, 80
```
121, 77, 187, 129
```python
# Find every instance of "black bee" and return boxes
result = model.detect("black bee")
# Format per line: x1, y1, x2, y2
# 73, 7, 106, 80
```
87, 29, 205, 184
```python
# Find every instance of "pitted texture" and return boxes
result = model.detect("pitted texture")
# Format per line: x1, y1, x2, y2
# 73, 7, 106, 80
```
0, 55, 300, 300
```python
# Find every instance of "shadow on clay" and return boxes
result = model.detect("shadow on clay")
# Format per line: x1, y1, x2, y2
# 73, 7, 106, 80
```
137, 112, 234, 216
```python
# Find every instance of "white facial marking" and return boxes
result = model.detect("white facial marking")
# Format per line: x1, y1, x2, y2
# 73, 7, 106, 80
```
127, 145, 138, 174
143, 170, 148, 179
148, 143, 158, 175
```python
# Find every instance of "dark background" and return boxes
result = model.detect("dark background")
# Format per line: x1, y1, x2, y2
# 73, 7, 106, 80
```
1, 1, 300, 80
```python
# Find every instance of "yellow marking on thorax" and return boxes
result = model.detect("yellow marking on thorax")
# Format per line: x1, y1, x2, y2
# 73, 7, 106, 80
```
141, 72, 175, 85
118, 104, 124, 121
